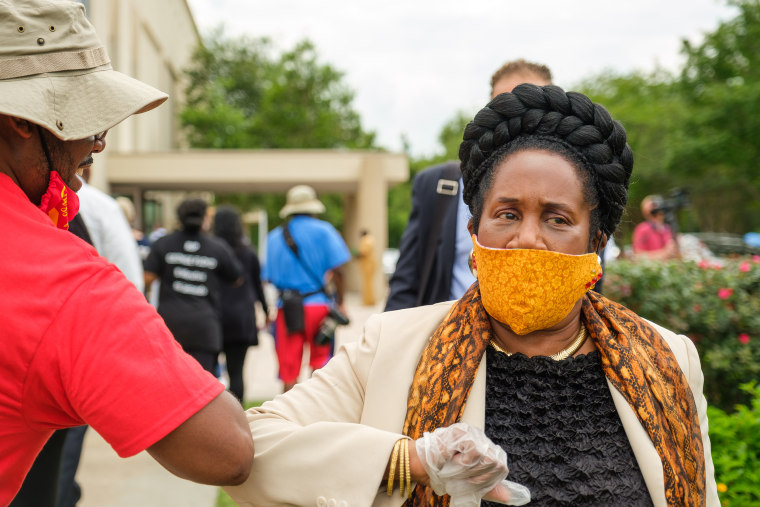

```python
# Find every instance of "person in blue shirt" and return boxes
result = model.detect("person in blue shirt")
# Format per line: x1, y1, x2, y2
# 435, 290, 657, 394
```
265, 185, 351, 392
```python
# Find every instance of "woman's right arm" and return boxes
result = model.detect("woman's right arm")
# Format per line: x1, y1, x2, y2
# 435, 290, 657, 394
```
224, 313, 406, 507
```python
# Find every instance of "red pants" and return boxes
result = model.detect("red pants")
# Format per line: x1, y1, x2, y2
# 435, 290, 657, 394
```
274, 305, 331, 384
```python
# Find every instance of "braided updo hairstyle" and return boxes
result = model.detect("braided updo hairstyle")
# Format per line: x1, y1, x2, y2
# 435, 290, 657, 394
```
459, 84, 633, 240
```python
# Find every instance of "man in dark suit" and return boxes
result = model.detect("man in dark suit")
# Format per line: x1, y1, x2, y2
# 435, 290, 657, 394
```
385, 60, 553, 311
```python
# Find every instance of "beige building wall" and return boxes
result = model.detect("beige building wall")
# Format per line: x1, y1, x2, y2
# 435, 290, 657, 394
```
86, 0, 198, 189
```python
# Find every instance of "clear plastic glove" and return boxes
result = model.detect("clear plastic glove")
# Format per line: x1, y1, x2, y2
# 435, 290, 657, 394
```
483, 479, 531, 506
415, 422, 530, 507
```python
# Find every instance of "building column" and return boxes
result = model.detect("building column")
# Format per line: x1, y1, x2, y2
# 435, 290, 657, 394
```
343, 155, 387, 304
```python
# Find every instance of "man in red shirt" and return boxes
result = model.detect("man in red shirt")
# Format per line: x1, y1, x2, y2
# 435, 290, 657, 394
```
632, 195, 680, 259
0, 1, 253, 504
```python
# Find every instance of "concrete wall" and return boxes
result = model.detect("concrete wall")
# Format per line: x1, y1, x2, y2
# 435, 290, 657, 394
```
86, 0, 198, 189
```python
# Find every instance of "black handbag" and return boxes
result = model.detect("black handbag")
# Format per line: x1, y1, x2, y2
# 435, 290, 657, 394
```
280, 289, 306, 334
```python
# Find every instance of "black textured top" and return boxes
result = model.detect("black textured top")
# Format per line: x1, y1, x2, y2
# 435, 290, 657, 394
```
482, 348, 654, 506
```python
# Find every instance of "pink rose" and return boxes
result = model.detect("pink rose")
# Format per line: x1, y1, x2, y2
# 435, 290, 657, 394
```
740, 262, 751, 272
718, 288, 734, 300
753, 255, 760, 264
698, 260, 710, 269
738, 333, 750, 344
693, 304, 701, 313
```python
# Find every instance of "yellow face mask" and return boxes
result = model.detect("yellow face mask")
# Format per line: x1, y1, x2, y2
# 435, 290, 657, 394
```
472, 235, 602, 335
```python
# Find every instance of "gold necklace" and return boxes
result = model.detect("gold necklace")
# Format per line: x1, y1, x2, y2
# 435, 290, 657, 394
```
490, 325, 587, 361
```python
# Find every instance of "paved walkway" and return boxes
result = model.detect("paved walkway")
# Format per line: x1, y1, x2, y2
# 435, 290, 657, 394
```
76, 291, 385, 507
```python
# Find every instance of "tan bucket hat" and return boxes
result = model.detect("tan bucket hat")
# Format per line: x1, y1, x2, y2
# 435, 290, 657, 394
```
280, 185, 326, 219
0, 0, 168, 140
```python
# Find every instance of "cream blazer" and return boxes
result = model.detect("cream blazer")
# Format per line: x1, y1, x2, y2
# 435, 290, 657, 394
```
226, 301, 719, 507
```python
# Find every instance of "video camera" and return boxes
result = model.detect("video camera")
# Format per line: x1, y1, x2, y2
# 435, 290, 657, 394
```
651, 188, 689, 215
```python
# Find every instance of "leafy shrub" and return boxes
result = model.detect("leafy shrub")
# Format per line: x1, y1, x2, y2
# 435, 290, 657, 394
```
707, 383, 760, 505
604, 256, 760, 410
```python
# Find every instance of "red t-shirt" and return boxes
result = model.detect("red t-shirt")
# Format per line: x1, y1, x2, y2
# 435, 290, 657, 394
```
0, 174, 223, 504
632, 220, 673, 253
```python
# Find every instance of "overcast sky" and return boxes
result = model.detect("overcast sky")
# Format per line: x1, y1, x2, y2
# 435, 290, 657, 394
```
186, 0, 736, 157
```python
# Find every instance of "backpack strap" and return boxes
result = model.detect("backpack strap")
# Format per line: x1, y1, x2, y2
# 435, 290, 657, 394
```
416, 162, 461, 306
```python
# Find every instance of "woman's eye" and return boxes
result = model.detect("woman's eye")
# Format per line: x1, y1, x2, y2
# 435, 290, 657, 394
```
548, 216, 568, 225
498, 211, 517, 220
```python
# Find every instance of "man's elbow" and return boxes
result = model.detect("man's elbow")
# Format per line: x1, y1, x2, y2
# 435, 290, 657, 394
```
147, 391, 255, 486
217, 435, 254, 485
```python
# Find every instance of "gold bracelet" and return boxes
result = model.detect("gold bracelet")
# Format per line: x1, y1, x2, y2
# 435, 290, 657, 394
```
399, 439, 406, 497
387, 439, 401, 496
404, 438, 411, 498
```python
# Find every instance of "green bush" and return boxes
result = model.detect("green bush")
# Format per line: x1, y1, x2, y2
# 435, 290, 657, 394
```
604, 257, 760, 410
707, 383, 760, 505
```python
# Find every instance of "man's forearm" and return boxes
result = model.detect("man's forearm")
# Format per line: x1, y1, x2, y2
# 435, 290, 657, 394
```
330, 268, 345, 305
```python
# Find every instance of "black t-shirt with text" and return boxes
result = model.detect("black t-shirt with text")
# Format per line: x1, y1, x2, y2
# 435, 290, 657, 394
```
144, 230, 241, 352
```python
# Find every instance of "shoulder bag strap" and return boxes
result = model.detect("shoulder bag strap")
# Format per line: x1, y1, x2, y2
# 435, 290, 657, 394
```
417, 162, 461, 306
282, 220, 326, 297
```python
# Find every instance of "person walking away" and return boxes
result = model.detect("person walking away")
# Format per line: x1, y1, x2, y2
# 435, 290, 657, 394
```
144, 198, 243, 375
265, 185, 351, 392
213, 205, 270, 402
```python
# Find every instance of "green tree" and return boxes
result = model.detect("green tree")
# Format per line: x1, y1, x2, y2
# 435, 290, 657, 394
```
672, 0, 760, 234
182, 31, 375, 150
578, 69, 694, 242
181, 31, 376, 232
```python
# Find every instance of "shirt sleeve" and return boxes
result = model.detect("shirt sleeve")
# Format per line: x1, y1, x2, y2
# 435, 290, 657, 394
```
143, 238, 164, 275
322, 224, 351, 272
24, 265, 223, 457
215, 240, 243, 283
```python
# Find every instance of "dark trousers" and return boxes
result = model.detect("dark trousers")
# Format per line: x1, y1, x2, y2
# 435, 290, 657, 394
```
223, 342, 250, 402
58, 425, 88, 507
10, 429, 68, 507
184, 348, 218, 375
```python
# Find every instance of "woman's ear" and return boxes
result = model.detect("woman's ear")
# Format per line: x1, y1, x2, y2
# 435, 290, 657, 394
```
467, 218, 475, 237
593, 230, 608, 253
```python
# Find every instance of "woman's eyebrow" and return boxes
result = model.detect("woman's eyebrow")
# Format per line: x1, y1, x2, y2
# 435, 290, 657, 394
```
495, 197, 575, 213
543, 201, 575, 213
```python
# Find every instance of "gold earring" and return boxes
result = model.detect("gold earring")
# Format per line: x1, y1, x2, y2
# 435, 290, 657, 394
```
469, 249, 477, 278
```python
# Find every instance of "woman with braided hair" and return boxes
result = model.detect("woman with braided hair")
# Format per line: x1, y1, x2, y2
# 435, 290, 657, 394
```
226, 85, 718, 506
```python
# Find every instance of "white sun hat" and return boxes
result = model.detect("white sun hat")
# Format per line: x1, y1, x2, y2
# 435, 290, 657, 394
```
279, 185, 327, 219
0, 0, 168, 140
